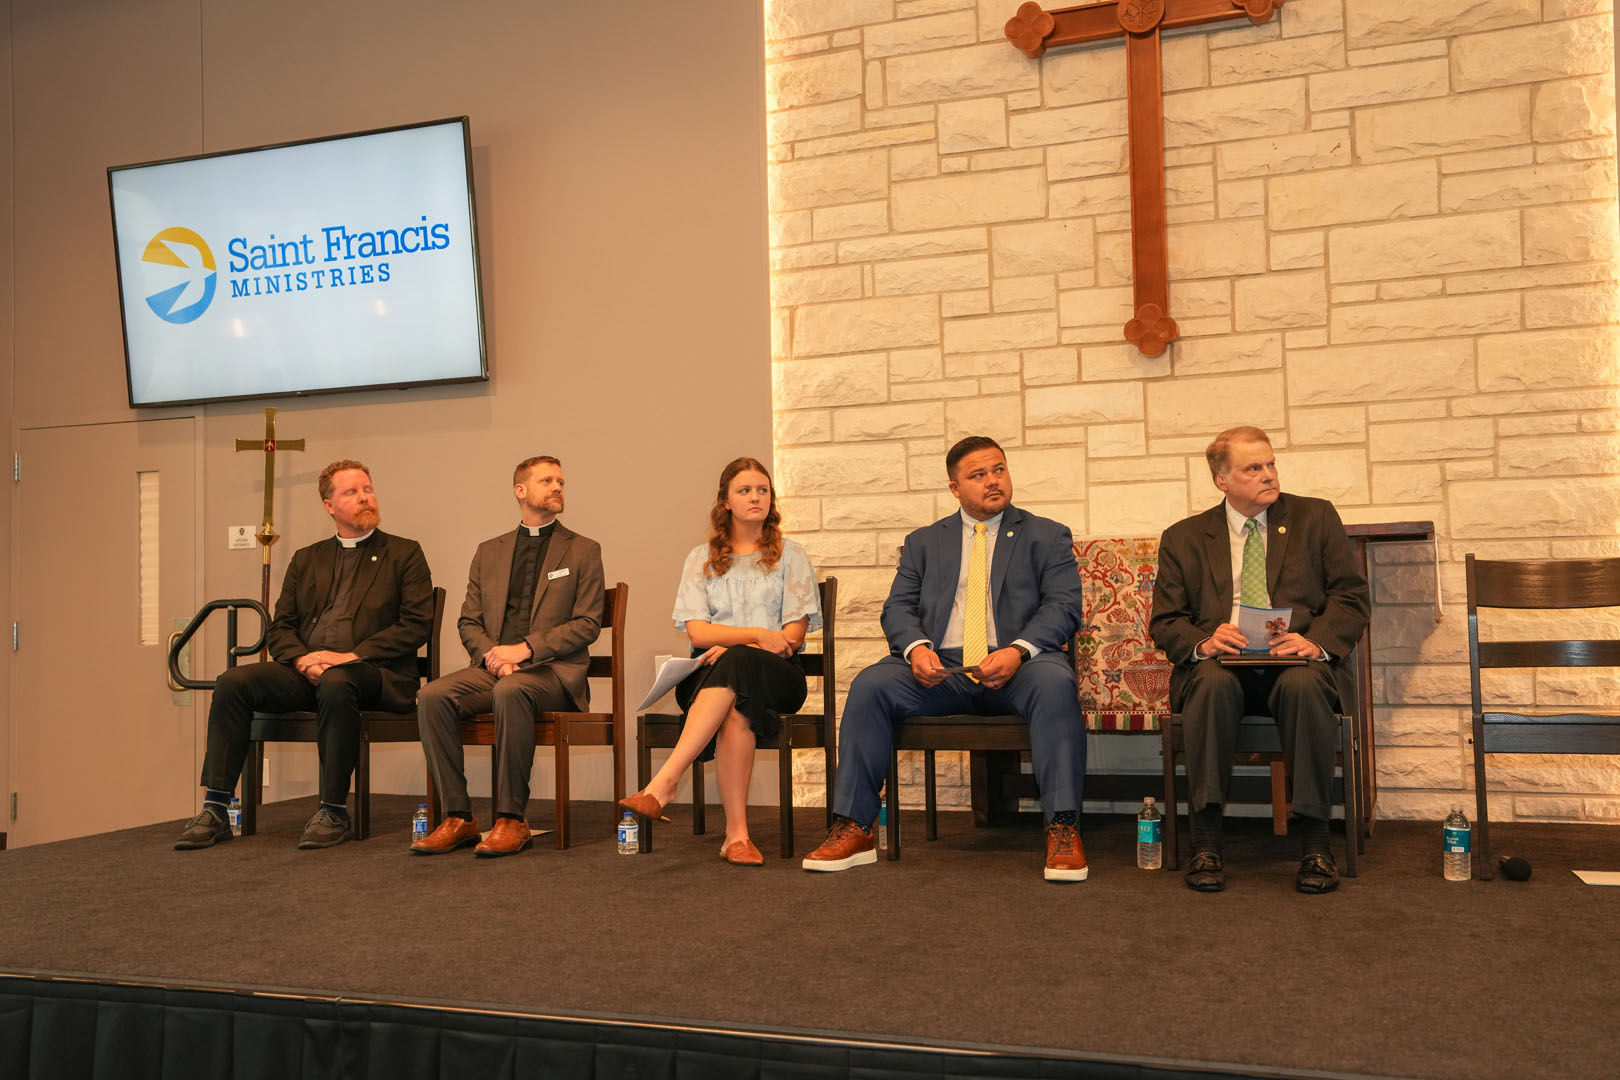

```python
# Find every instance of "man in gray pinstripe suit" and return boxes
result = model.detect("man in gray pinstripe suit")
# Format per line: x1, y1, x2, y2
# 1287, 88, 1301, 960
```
1149, 427, 1369, 894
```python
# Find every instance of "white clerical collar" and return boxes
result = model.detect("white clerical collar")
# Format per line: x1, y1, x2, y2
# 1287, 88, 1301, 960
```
1224, 501, 1267, 536
336, 529, 376, 549
960, 508, 1005, 532
520, 521, 555, 537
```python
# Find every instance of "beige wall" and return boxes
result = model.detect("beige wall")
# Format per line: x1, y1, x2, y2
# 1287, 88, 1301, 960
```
2, 0, 771, 812
766, 0, 1620, 823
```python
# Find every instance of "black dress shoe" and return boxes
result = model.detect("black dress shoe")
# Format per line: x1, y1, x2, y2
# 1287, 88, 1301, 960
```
1184, 850, 1224, 892
173, 806, 232, 850
297, 807, 353, 850
1296, 851, 1340, 893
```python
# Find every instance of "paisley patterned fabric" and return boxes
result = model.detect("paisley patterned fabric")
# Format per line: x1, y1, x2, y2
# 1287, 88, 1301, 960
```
1074, 537, 1171, 732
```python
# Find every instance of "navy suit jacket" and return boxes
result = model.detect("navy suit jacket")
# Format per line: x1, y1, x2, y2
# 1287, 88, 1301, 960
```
881, 505, 1082, 670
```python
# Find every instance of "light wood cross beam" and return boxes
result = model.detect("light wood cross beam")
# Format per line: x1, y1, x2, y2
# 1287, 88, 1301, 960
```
1006, 0, 1283, 357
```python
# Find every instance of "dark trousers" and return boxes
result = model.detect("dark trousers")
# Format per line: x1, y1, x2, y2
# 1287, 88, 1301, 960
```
417, 666, 572, 818
832, 649, 1086, 827
200, 660, 384, 807
1178, 659, 1341, 823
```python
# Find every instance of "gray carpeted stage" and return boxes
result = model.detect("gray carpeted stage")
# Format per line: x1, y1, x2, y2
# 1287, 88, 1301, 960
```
2, 794, 1617, 1079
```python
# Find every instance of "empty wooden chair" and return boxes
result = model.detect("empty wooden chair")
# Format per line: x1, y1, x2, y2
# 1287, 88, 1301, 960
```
1466, 554, 1620, 879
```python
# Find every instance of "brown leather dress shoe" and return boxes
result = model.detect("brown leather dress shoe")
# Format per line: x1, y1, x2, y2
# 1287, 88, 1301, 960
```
1043, 822, 1088, 882
720, 838, 764, 866
410, 815, 479, 855
801, 818, 876, 872
619, 791, 669, 822
474, 817, 532, 858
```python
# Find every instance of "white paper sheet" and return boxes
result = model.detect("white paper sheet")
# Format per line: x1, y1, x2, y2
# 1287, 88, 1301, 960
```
1573, 870, 1620, 886
636, 655, 705, 712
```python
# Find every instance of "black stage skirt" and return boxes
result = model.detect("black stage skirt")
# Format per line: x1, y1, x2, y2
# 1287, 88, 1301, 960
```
674, 645, 807, 762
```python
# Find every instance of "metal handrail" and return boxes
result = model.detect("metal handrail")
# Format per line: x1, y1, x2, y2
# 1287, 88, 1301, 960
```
166, 598, 270, 690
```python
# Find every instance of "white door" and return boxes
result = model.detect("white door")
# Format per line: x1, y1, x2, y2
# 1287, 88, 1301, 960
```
11, 418, 198, 846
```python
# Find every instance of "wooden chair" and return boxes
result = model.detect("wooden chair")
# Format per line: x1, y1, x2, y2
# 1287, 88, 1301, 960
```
1466, 554, 1620, 880
1160, 705, 1360, 877
1077, 535, 1361, 871
241, 586, 446, 841
637, 578, 838, 858
431, 582, 628, 849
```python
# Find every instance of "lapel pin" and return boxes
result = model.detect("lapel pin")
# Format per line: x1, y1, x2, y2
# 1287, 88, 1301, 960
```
370, 554, 378, 561
1277, 526, 1287, 535
1006, 531, 1014, 538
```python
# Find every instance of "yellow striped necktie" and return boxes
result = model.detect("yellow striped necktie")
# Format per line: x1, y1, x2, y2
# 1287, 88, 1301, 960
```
963, 522, 989, 673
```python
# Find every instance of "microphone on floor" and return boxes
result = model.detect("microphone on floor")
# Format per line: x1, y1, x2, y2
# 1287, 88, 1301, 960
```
1497, 854, 1532, 881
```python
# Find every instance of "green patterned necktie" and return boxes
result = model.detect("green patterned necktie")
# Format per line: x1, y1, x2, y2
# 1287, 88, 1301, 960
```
1240, 518, 1269, 607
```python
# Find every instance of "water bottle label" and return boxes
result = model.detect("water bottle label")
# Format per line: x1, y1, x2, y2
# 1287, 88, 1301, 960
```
1444, 826, 1470, 853
1137, 819, 1161, 843
618, 824, 634, 843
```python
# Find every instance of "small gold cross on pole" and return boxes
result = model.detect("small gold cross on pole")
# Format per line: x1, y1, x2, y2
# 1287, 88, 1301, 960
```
234, 407, 305, 629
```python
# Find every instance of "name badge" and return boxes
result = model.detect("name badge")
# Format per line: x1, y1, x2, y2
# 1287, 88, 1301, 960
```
547, 568, 570, 580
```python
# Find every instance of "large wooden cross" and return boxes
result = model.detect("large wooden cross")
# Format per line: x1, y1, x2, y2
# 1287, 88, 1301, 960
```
1006, 0, 1283, 356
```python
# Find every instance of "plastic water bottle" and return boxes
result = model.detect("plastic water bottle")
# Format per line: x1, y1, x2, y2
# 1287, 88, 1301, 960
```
412, 803, 429, 843
227, 797, 242, 837
1137, 796, 1162, 869
876, 806, 888, 851
617, 811, 639, 854
1443, 805, 1471, 881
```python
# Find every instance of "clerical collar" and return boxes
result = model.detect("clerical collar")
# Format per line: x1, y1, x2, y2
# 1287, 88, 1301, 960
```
519, 521, 556, 538
336, 529, 376, 549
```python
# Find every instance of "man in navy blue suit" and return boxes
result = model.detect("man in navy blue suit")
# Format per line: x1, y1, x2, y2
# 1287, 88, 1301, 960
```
802, 436, 1088, 881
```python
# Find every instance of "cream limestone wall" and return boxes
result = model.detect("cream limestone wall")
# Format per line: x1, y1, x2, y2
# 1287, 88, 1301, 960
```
766, 0, 1620, 823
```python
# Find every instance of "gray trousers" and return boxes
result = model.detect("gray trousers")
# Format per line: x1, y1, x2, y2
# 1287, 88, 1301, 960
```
417, 665, 572, 818
1178, 659, 1341, 823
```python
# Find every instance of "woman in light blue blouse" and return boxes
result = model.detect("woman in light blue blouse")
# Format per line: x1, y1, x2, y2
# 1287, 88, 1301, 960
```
620, 456, 821, 865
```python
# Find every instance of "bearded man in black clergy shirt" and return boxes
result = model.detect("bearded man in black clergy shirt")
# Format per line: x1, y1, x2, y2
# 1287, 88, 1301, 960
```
410, 455, 604, 858
1148, 426, 1369, 894
175, 460, 434, 851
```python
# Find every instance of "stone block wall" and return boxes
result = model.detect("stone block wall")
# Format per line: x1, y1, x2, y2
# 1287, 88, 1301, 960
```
766, 0, 1620, 824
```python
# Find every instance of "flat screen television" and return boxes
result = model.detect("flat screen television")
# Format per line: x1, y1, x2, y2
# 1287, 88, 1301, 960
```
108, 117, 487, 408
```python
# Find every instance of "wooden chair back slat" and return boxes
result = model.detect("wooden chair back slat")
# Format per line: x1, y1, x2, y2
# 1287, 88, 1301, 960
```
1469, 556, 1620, 609
1476, 639, 1620, 669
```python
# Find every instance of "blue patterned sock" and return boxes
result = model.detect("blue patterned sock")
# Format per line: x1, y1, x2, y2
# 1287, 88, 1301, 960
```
834, 813, 872, 835
1050, 810, 1077, 827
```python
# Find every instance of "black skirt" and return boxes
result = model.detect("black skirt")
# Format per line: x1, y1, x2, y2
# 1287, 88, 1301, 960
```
674, 645, 807, 762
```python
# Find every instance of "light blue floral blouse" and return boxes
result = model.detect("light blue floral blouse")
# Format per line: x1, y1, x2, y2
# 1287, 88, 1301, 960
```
672, 539, 822, 636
